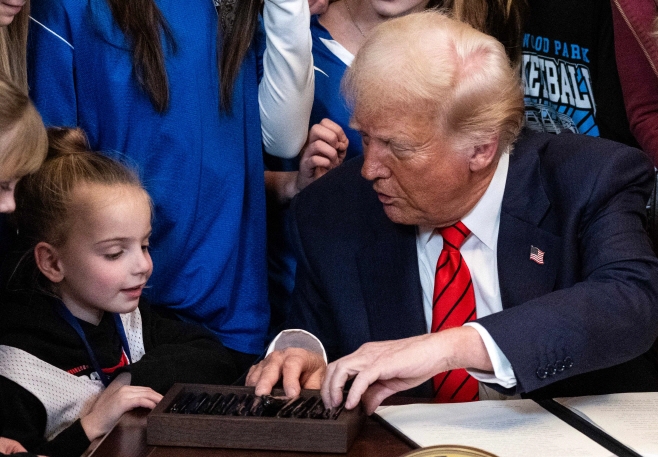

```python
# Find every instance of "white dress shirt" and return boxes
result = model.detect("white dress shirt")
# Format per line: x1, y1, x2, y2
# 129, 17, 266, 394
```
416, 153, 516, 389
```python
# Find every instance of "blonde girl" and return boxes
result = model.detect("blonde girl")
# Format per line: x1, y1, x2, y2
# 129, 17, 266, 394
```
0, 128, 238, 457
0, 71, 46, 457
0, 74, 47, 212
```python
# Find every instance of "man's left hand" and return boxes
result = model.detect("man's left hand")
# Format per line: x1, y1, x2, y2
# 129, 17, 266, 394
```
322, 327, 493, 414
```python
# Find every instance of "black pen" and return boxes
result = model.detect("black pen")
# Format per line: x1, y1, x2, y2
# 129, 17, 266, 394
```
210, 393, 228, 415
235, 394, 255, 416
303, 397, 324, 418
309, 399, 327, 419
219, 393, 238, 415
291, 396, 318, 418
226, 393, 246, 415
168, 392, 195, 414
186, 393, 210, 414
261, 395, 289, 417
249, 396, 264, 416
276, 397, 305, 418
199, 393, 222, 415
330, 401, 346, 420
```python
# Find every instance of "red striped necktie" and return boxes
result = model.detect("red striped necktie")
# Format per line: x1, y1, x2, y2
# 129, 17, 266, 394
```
431, 221, 479, 402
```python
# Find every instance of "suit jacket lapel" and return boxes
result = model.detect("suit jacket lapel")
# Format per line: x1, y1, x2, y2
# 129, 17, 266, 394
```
357, 216, 426, 342
498, 141, 561, 309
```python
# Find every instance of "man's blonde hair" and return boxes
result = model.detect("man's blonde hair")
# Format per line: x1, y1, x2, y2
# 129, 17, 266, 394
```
343, 10, 524, 156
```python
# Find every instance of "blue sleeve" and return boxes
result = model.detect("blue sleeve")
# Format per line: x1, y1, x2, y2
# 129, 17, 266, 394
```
27, 0, 78, 127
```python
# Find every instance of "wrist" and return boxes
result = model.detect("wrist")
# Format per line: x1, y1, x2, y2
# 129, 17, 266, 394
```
288, 171, 303, 200
432, 327, 492, 372
80, 415, 103, 441
113, 371, 132, 385
270, 328, 328, 363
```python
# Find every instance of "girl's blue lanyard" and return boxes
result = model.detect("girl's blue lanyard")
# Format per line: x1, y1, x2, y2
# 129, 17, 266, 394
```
55, 301, 132, 387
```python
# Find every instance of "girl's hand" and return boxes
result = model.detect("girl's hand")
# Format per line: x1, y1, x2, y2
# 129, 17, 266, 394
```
80, 373, 162, 441
0, 437, 28, 453
308, 0, 329, 15
296, 118, 349, 192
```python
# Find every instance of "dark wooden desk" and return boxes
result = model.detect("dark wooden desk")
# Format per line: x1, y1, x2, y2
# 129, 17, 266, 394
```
89, 409, 414, 457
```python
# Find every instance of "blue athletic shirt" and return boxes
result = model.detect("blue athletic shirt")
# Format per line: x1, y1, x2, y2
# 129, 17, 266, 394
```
27, 0, 269, 355
265, 15, 364, 334
309, 14, 362, 159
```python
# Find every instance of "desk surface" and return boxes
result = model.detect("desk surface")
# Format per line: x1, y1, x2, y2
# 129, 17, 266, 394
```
89, 408, 414, 457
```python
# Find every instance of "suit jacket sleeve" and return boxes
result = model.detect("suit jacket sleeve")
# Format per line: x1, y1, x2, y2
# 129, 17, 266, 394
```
478, 138, 658, 394
285, 205, 344, 362
284, 159, 387, 363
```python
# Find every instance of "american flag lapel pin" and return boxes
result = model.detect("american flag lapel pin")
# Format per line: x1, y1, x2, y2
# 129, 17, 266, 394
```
530, 245, 545, 265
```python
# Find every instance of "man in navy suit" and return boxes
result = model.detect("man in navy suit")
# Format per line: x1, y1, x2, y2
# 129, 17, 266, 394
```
248, 11, 658, 413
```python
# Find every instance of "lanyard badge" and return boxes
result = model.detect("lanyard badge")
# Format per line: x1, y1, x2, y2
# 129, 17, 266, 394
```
56, 302, 133, 387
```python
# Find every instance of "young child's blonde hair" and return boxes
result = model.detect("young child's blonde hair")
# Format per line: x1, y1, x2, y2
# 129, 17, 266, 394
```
14, 127, 146, 249
0, 74, 48, 181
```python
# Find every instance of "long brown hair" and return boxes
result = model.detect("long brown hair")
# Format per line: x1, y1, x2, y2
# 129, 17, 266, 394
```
219, 0, 261, 112
439, 0, 527, 68
0, 1, 30, 92
106, 0, 176, 113
107, 0, 261, 113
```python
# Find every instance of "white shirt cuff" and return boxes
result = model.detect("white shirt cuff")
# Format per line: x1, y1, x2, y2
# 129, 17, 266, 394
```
267, 329, 328, 364
463, 322, 517, 389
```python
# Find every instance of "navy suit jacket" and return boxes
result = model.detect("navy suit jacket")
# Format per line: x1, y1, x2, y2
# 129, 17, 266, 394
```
287, 131, 658, 398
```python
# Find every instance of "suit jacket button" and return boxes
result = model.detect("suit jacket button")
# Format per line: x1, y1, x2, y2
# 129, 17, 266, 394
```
536, 367, 548, 379
546, 364, 557, 376
555, 360, 565, 372
564, 357, 574, 368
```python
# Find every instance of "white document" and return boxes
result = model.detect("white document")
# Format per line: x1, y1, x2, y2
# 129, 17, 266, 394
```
557, 392, 658, 457
375, 400, 615, 457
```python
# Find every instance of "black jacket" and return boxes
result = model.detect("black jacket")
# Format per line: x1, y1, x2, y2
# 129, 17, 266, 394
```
0, 288, 239, 457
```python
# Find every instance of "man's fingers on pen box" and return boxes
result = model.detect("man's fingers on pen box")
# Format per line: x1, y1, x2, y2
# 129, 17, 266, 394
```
362, 382, 397, 415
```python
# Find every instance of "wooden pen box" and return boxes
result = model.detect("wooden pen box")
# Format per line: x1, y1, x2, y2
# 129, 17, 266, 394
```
146, 384, 366, 453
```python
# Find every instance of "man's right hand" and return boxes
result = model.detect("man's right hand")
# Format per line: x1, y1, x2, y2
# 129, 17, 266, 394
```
246, 348, 326, 398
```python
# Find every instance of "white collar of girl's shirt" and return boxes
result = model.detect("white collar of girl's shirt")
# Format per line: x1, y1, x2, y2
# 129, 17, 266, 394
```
319, 37, 354, 67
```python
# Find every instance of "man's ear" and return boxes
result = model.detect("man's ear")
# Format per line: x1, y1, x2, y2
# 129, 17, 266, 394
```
469, 136, 500, 172
34, 242, 65, 283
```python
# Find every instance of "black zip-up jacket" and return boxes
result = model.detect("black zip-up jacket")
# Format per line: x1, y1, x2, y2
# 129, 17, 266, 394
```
0, 288, 239, 457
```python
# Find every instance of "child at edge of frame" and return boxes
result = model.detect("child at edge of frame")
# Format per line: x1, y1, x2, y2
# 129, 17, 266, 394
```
0, 127, 240, 457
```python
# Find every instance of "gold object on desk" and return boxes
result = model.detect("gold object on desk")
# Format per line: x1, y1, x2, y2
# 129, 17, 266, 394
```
401, 445, 499, 457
